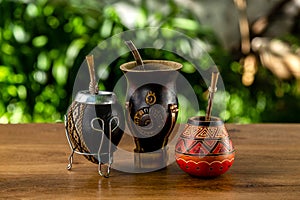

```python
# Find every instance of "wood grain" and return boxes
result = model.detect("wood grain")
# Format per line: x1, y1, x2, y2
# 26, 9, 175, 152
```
0, 123, 300, 199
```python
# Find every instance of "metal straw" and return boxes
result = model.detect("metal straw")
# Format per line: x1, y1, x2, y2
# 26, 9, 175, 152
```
205, 71, 219, 121
86, 55, 99, 94
124, 40, 145, 70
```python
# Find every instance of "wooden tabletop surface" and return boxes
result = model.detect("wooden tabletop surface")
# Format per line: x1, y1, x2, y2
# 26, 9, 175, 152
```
0, 123, 300, 199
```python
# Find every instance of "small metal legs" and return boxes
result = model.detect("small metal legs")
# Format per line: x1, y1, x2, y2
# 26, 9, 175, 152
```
67, 150, 74, 170
99, 163, 111, 178
64, 115, 119, 178
66, 150, 112, 178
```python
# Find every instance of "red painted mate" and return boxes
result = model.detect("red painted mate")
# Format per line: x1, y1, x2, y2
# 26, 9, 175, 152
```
175, 116, 235, 177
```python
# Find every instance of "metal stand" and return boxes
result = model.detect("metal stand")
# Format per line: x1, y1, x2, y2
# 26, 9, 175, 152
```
65, 115, 119, 178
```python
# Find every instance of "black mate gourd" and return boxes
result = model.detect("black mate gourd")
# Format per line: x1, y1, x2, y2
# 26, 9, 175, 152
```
64, 55, 124, 177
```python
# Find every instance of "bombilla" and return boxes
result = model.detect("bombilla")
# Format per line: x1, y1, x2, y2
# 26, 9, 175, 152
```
86, 55, 99, 94
124, 40, 145, 70
205, 71, 219, 121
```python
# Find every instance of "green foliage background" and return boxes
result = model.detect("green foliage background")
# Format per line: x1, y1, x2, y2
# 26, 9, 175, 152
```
1, 0, 300, 123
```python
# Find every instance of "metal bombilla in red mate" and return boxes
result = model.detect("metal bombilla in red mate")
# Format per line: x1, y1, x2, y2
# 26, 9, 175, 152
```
175, 71, 235, 177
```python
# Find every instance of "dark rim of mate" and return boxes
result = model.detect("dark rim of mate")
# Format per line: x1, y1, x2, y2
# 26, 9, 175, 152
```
75, 90, 117, 105
120, 60, 182, 72
187, 116, 224, 127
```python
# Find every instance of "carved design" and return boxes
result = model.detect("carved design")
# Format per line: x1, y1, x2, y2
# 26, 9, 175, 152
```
176, 157, 235, 165
175, 120, 235, 177
162, 104, 178, 147
175, 136, 234, 156
134, 107, 150, 126
176, 156, 235, 177
182, 124, 228, 139
145, 91, 156, 105
66, 102, 98, 164
133, 105, 166, 137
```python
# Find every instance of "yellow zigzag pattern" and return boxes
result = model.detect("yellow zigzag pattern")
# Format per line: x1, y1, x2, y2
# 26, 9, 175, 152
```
176, 157, 235, 165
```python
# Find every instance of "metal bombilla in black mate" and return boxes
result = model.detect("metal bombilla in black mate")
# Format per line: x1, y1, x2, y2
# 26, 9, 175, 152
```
64, 55, 124, 177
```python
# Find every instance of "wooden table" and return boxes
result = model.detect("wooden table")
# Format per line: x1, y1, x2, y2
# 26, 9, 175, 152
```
1, 123, 300, 199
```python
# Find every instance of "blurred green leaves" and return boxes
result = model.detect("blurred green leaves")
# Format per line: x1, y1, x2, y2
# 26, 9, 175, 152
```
0, 0, 109, 123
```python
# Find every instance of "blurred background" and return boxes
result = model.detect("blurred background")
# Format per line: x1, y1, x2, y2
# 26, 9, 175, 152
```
1, 0, 300, 124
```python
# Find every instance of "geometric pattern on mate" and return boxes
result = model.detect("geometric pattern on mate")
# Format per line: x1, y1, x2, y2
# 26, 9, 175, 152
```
182, 124, 228, 139
175, 136, 234, 156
